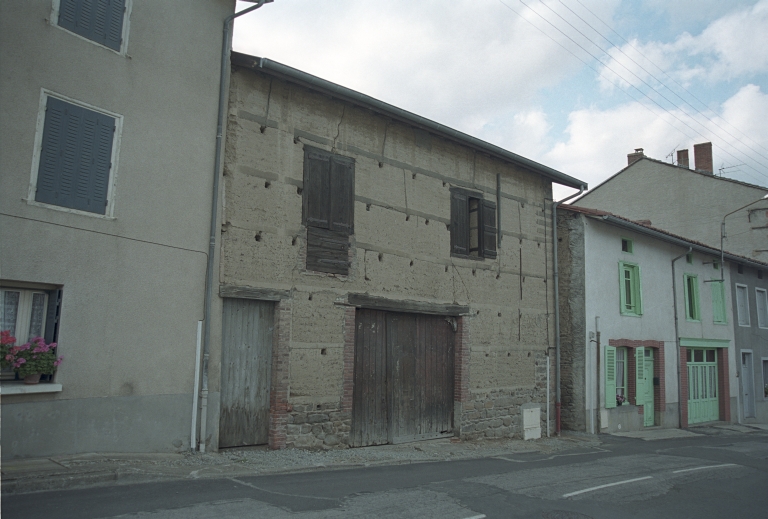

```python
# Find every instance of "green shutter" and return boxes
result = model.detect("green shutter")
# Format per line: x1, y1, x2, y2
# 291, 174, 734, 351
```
605, 346, 616, 409
636, 347, 645, 405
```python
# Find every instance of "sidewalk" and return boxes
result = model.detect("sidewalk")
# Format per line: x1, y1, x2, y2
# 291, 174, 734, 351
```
1, 433, 600, 495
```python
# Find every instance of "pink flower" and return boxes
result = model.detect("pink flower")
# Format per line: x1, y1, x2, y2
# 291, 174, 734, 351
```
18, 342, 30, 351
53, 357, 63, 367
13, 358, 26, 368
5, 354, 14, 362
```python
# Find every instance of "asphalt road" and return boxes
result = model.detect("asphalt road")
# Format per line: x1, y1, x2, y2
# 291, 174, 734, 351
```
4, 430, 767, 519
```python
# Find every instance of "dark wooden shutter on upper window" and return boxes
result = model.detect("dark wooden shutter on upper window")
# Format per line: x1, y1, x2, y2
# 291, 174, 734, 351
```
36, 97, 115, 215
58, 0, 126, 51
329, 157, 355, 234
44, 289, 62, 344
481, 200, 497, 259
303, 147, 355, 275
303, 149, 331, 229
450, 189, 469, 256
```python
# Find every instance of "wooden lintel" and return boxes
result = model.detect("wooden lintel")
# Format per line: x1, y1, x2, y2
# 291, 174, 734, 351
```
219, 285, 290, 301
347, 294, 469, 316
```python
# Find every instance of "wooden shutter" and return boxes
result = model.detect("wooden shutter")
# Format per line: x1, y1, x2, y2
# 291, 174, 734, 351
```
36, 97, 115, 215
450, 189, 469, 255
303, 149, 331, 229
605, 346, 616, 408
58, 0, 125, 51
306, 227, 350, 275
711, 281, 726, 324
44, 289, 62, 344
481, 199, 497, 259
329, 156, 355, 234
635, 347, 645, 405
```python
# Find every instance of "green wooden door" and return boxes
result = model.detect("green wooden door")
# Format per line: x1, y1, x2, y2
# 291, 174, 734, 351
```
687, 348, 719, 424
642, 350, 654, 426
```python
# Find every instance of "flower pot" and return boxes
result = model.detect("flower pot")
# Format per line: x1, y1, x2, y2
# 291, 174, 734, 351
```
23, 373, 42, 385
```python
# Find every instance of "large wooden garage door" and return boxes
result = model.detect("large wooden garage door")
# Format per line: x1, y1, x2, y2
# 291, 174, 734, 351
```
351, 309, 455, 446
219, 299, 274, 448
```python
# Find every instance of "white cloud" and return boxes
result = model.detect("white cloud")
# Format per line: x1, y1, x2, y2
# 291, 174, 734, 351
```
598, 0, 768, 90
546, 84, 768, 200
233, 0, 617, 132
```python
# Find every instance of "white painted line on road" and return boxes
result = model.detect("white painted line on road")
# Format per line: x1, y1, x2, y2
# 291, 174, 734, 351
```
562, 476, 653, 498
461, 515, 486, 519
672, 463, 737, 474
230, 478, 339, 501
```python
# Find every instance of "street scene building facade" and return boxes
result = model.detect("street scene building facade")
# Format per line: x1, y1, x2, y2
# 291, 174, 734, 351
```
0, 0, 236, 458
205, 51, 587, 450
556, 205, 767, 433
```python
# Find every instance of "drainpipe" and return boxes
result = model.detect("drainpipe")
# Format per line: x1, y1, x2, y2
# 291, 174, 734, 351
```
198, 0, 274, 453
672, 247, 692, 429
552, 186, 585, 435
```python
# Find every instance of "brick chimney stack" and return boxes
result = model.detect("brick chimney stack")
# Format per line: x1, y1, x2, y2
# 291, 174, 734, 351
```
693, 142, 713, 174
677, 149, 689, 168
628, 148, 644, 166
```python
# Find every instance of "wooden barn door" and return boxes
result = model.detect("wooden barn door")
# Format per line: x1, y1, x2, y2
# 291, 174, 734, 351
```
351, 309, 455, 447
219, 299, 274, 448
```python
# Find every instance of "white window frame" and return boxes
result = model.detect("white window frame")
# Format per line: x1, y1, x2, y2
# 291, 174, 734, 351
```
27, 89, 123, 219
756, 288, 768, 329
1, 288, 49, 382
50, 0, 133, 56
735, 283, 751, 327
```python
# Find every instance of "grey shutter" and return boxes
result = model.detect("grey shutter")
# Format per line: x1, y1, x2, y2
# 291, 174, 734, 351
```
481, 199, 497, 259
36, 97, 115, 215
44, 289, 62, 344
303, 148, 331, 229
58, 0, 125, 51
329, 156, 355, 234
450, 189, 469, 255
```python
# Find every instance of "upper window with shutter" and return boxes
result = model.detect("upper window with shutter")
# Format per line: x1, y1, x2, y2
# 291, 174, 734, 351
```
302, 147, 355, 275
450, 188, 496, 260
31, 94, 120, 216
54, 0, 129, 53
736, 284, 750, 327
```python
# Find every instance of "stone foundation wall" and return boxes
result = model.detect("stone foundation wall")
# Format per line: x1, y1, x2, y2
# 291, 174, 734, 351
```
285, 402, 351, 449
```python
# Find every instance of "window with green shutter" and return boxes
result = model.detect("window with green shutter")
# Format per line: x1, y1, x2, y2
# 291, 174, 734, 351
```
605, 346, 617, 408
618, 262, 642, 316
684, 274, 701, 321
711, 280, 727, 324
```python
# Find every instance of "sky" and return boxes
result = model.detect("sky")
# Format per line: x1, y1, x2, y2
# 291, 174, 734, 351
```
233, 0, 768, 200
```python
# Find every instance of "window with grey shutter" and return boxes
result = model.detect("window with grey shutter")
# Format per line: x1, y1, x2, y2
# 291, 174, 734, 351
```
450, 188, 496, 259
58, 0, 126, 51
481, 200, 497, 259
450, 189, 469, 256
303, 147, 355, 275
36, 97, 115, 215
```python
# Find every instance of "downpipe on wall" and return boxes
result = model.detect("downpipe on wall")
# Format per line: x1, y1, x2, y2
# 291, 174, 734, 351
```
198, 0, 274, 453
672, 247, 691, 430
552, 186, 585, 435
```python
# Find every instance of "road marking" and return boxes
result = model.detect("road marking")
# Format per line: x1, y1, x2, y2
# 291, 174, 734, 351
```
672, 463, 737, 474
562, 476, 653, 498
495, 447, 610, 463
229, 478, 339, 501
461, 515, 486, 519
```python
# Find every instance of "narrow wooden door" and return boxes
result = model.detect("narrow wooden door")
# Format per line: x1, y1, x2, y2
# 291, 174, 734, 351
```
642, 350, 654, 427
742, 352, 755, 418
219, 299, 274, 448
688, 348, 719, 424
350, 309, 389, 447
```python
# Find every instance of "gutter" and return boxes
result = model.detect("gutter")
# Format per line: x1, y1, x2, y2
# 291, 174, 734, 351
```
552, 187, 585, 435
198, 0, 274, 453
231, 52, 587, 190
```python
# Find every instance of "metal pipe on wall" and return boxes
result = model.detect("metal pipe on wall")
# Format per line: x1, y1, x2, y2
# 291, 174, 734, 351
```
672, 247, 692, 430
199, 0, 273, 453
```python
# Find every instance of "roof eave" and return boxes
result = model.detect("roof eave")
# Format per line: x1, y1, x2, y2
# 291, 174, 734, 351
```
231, 52, 587, 190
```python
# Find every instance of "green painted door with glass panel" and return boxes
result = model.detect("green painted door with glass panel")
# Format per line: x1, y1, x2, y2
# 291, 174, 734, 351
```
636, 347, 655, 426
687, 348, 719, 424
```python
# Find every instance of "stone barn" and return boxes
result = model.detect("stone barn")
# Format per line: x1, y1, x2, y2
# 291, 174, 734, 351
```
203, 51, 587, 450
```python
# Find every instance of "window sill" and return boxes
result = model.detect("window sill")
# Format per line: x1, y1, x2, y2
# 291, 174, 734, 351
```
619, 312, 642, 318
0, 382, 62, 396
24, 199, 116, 220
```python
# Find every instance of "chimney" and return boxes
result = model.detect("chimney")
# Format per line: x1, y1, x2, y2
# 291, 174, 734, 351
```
693, 142, 713, 174
628, 148, 644, 166
677, 149, 689, 168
